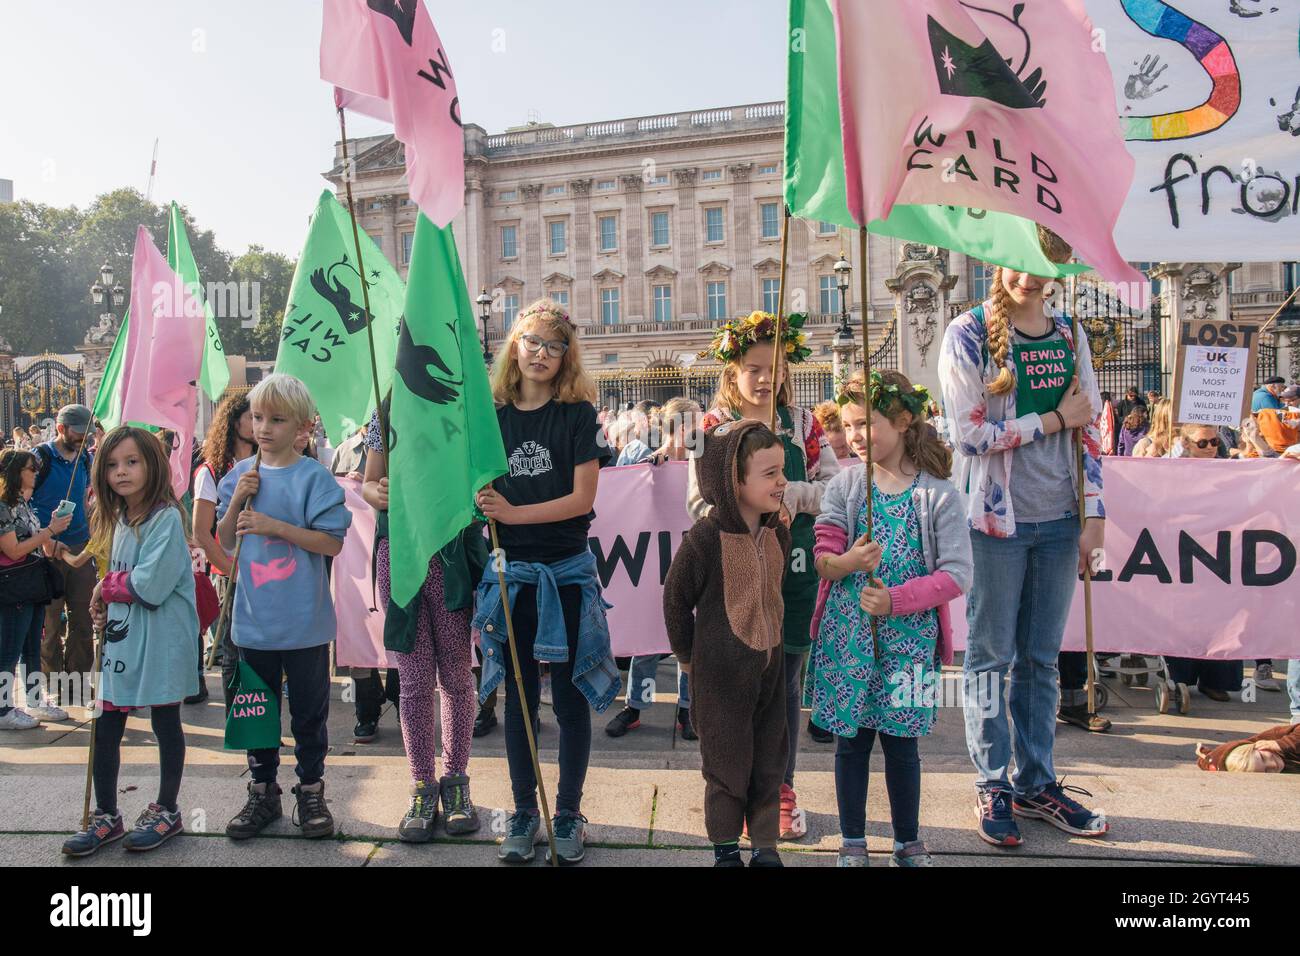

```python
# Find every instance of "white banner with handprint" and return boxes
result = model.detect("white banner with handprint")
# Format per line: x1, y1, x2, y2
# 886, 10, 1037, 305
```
1088, 0, 1300, 258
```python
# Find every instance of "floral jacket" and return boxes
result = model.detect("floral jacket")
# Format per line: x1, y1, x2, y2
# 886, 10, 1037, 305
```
937, 303, 1104, 538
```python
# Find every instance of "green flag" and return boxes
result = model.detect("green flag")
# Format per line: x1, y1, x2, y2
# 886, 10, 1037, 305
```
274, 190, 402, 445
90, 315, 128, 430
784, 0, 1090, 279
167, 201, 230, 402
389, 214, 506, 609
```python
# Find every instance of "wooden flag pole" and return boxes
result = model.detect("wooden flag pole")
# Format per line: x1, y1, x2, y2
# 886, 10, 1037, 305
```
1069, 274, 1099, 716
1258, 285, 1300, 336
81, 626, 104, 828
487, 518, 559, 867
206, 448, 261, 669
857, 226, 881, 659
769, 208, 792, 432
336, 107, 391, 461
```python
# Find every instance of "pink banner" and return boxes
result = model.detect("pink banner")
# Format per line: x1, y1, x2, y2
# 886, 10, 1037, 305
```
332, 477, 393, 669
330, 458, 1300, 666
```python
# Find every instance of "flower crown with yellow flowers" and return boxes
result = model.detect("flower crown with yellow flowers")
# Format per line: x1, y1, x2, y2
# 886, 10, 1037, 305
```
699, 311, 812, 364
517, 302, 574, 327
837, 370, 932, 418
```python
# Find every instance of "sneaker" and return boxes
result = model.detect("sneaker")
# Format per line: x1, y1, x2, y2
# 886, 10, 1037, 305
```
1057, 703, 1112, 733
779, 784, 807, 839
25, 704, 69, 721
497, 809, 540, 864
604, 706, 641, 738
124, 803, 184, 852
291, 781, 334, 838
0, 709, 40, 730
226, 781, 283, 840
439, 773, 481, 835
974, 787, 1022, 847
546, 810, 588, 865
749, 847, 784, 867
62, 809, 125, 857
183, 681, 209, 705
676, 707, 698, 741
1253, 663, 1281, 692
837, 844, 869, 867
397, 780, 438, 843
713, 843, 744, 867
890, 840, 934, 867
1012, 779, 1108, 837
472, 707, 497, 738
353, 720, 377, 743
807, 719, 834, 743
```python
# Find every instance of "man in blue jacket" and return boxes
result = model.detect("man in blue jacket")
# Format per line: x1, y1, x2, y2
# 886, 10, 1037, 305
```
1252, 376, 1286, 413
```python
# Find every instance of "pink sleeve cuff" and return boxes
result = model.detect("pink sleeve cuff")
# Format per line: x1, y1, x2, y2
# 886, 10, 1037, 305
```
886, 571, 962, 617
100, 571, 134, 605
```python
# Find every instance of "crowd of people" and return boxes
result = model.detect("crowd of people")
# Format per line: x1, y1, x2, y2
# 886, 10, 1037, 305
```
3, 231, 1297, 865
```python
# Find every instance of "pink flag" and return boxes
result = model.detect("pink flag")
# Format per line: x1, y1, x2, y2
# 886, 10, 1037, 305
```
119, 226, 204, 498
832, 0, 1142, 290
320, 0, 464, 228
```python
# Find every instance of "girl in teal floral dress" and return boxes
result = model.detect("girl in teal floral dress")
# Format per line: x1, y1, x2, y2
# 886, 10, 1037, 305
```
812, 371, 973, 867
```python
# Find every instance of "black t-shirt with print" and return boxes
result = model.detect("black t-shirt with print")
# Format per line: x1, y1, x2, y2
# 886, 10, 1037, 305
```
494, 400, 610, 565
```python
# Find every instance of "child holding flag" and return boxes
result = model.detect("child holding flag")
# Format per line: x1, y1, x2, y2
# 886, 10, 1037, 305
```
938, 227, 1109, 847
474, 299, 616, 865
688, 312, 839, 838
63, 428, 198, 856
217, 375, 351, 841
811, 371, 972, 867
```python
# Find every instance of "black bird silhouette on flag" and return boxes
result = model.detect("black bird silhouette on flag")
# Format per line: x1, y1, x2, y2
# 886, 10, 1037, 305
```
309, 255, 372, 335
395, 317, 463, 406
927, 2, 1047, 109
367, 0, 417, 46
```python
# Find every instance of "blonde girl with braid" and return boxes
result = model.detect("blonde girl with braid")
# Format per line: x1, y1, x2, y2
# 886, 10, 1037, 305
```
937, 226, 1109, 848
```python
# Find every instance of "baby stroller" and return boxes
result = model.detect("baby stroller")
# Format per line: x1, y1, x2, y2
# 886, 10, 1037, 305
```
1092, 653, 1189, 714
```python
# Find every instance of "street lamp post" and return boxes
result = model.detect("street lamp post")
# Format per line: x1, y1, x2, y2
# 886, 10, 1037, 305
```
831, 253, 857, 390
476, 288, 493, 365
89, 261, 126, 328
834, 253, 852, 339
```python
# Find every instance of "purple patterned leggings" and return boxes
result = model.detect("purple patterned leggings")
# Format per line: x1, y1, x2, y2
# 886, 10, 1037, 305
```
377, 538, 475, 783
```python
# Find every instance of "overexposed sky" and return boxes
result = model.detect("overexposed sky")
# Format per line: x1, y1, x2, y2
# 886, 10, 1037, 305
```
0, 0, 785, 256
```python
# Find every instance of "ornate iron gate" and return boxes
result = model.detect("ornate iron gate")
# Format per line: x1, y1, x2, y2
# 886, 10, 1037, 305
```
1073, 283, 1164, 397
9, 354, 85, 432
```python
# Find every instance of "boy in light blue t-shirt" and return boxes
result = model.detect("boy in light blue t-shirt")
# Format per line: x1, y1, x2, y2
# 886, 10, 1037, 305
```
216, 374, 351, 841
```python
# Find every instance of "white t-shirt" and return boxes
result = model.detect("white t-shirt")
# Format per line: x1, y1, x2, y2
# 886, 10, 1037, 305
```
193, 465, 219, 504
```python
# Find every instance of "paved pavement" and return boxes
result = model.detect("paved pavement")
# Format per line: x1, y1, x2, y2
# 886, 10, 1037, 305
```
3, 660, 1296, 867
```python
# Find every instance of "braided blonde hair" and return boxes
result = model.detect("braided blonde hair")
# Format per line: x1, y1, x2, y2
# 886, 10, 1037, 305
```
984, 226, 1074, 397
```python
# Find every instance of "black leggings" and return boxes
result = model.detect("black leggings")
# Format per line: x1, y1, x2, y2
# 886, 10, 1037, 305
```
93, 705, 186, 814
834, 729, 920, 843
501, 584, 591, 814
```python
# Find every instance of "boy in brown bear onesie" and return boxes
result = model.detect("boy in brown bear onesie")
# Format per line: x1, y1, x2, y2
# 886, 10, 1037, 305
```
663, 419, 791, 867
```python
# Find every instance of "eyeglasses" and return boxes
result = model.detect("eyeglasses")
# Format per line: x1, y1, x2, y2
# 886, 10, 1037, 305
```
520, 333, 568, 358
1187, 437, 1217, 449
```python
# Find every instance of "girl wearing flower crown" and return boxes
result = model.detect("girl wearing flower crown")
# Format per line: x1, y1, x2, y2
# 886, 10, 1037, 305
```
811, 371, 972, 866
687, 310, 839, 839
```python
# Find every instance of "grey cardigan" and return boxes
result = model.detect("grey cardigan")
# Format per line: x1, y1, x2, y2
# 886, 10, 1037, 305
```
815, 463, 974, 593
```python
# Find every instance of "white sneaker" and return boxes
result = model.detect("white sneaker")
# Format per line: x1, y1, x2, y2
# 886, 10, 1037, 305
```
26, 704, 69, 721
0, 709, 41, 730
1253, 663, 1281, 692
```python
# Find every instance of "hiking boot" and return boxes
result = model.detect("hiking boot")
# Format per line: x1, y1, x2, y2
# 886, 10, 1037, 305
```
472, 706, 497, 738
291, 781, 334, 838
604, 706, 641, 738
1012, 779, 1108, 837
62, 809, 125, 857
497, 809, 540, 864
713, 843, 744, 867
837, 844, 869, 867
439, 773, 481, 835
226, 781, 283, 840
974, 787, 1022, 847
1057, 703, 1111, 733
676, 707, 698, 741
546, 810, 588, 865
749, 847, 784, 867
890, 840, 934, 867
779, 784, 807, 839
397, 780, 438, 843
124, 803, 184, 852
807, 718, 833, 743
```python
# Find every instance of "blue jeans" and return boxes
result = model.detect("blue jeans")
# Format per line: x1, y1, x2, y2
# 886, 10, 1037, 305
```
0, 603, 44, 716
964, 518, 1078, 799
625, 654, 689, 711
1288, 661, 1300, 724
